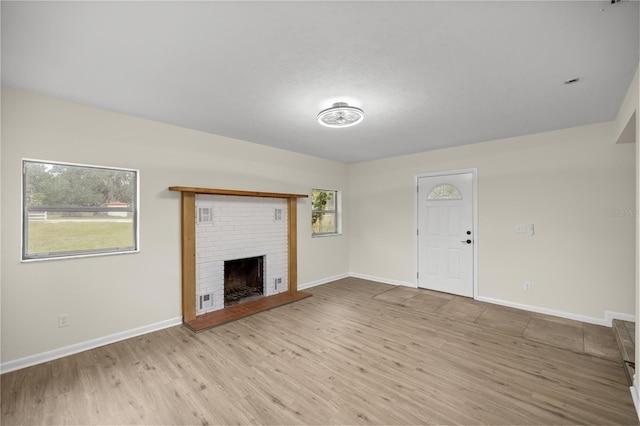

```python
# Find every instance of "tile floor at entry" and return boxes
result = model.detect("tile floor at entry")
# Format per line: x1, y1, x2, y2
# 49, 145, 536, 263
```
372, 285, 621, 362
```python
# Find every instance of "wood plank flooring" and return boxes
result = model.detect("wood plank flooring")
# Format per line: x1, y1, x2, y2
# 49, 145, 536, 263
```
613, 319, 636, 386
614, 319, 636, 363
2, 277, 638, 425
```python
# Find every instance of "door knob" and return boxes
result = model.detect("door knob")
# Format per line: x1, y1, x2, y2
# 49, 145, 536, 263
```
460, 239, 472, 244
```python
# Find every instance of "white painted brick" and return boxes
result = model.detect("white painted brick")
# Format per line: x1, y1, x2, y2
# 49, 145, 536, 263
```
195, 194, 289, 312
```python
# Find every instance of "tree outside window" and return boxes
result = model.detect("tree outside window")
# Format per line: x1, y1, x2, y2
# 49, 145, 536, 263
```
312, 188, 338, 236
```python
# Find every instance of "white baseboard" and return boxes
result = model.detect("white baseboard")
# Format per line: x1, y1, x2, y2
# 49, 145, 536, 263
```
300, 272, 416, 290
605, 310, 637, 325
0, 316, 182, 374
631, 382, 640, 421
348, 272, 416, 288
298, 273, 350, 290
476, 296, 634, 327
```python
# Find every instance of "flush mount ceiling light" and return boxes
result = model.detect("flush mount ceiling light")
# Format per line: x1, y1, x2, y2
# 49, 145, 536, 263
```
317, 102, 364, 128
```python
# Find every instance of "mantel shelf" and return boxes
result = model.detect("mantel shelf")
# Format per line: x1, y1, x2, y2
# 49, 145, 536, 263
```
169, 186, 308, 199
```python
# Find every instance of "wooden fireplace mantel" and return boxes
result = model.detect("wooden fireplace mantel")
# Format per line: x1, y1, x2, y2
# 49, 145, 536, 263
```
169, 186, 308, 322
168, 186, 308, 199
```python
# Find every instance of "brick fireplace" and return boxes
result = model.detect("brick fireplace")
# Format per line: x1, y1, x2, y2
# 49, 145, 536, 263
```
194, 194, 288, 314
169, 186, 308, 326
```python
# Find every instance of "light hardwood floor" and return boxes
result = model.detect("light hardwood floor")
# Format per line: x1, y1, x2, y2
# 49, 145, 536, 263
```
2, 278, 638, 425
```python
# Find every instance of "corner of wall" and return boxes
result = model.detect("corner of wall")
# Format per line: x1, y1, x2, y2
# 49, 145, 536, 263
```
614, 67, 639, 144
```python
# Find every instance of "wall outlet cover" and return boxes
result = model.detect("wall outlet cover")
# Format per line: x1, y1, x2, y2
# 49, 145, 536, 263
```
58, 314, 70, 328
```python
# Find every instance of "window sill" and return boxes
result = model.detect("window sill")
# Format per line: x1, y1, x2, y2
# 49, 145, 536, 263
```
21, 249, 140, 263
312, 233, 342, 238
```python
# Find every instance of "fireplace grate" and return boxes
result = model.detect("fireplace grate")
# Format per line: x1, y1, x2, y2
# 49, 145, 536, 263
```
225, 286, 262, 304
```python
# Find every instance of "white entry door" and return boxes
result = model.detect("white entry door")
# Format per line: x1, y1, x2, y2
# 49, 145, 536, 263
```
417, 172, 474, 297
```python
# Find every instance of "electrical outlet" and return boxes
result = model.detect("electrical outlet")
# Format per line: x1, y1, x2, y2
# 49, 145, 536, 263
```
58, 314, 70, 328
516, 224, 527, 233
523, 281, 532, 292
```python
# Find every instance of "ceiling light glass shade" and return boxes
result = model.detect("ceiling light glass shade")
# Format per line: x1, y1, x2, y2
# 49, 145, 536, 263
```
317, 102, 364, 128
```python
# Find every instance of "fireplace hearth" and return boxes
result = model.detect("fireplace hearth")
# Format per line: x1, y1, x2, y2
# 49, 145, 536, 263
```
224, 256, 264, 306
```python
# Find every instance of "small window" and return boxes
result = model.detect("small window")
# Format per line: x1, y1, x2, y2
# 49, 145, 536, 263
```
22, 159, 139, 260
312, 188, 339, 236
427, 183, 462, 200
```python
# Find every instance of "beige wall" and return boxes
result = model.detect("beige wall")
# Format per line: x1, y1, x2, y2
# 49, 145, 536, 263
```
1, 88, 350, 364
349, 121, 636, 321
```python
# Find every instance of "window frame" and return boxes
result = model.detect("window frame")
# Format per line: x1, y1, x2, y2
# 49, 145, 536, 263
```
311, 188, 341, 237
21, 158, 140, 261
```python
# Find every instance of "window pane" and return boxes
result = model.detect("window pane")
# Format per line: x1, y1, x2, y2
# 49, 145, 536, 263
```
311, 189, 336, 210
311, 188, 339, 236
23, 160, 138, 260
312, 212, 336, 234
27, 221, 134, 254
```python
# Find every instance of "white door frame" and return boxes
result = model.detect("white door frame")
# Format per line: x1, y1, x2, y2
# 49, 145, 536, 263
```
415, 168, 478, 299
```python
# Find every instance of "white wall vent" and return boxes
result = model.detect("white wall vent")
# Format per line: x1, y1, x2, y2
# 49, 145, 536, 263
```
197, 292, 215, 314
198, 207, 214, 223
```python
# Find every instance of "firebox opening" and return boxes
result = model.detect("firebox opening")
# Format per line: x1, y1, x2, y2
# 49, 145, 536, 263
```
224, 256, 264, 306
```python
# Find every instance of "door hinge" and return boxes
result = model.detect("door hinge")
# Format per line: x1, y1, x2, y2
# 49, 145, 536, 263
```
417, 272, 419, 279
416, 229, 419, 236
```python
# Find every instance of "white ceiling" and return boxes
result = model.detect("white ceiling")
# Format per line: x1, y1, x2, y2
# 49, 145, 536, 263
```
2, 1, 638, 163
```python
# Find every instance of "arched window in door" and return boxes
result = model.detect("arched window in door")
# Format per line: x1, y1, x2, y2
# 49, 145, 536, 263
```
427, 183, 462, 200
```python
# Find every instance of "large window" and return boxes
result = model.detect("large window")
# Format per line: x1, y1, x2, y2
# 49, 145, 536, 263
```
312, 188, 340, 236
22, 159, 139, 260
